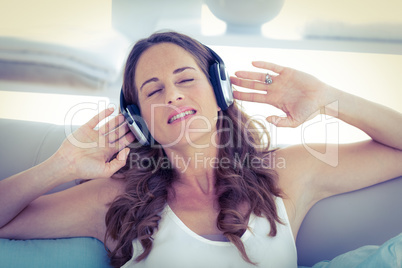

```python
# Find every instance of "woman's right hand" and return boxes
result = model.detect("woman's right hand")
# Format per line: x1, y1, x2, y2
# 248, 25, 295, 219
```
55, 107, 135, 181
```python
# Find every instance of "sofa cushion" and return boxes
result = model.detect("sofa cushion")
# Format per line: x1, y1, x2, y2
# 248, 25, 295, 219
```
0, 237, 111, 268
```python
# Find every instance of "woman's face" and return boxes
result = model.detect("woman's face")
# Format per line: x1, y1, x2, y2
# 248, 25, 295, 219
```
134, 42, 220, 148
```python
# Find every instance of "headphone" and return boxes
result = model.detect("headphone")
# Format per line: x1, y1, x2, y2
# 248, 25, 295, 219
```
120, 45, 233, 146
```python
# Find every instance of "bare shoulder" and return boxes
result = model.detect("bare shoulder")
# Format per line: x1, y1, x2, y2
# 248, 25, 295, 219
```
89, 176, 126, 204
278, 141, 401, 193
82, 177, 126, 241
271, 144, 316, 195
270, 141, 402, 237
271, 143, 343, 237
273, 140, 402, 200
61, 177, 126, 210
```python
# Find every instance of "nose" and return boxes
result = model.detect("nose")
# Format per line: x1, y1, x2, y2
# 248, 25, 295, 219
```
165, 84, 184, 104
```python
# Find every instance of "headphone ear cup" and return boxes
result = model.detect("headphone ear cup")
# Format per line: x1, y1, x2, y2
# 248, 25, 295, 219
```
126, 104, 152, 145
209, 62, 227, 110
126, 104, 140, 118
205, 45, 233, 110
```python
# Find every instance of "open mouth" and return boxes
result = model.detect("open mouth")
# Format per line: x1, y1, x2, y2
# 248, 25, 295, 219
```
168, 109, 196, 124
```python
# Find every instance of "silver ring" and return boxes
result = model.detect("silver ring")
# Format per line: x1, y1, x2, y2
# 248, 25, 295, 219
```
265, 73, 273, 84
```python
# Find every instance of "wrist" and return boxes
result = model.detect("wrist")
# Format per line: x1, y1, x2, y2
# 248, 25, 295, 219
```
320, 86, 343, 118
46, 151, 77, 184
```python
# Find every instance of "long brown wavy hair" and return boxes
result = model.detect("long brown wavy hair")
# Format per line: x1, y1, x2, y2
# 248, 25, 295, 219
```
105, 31, 282, 267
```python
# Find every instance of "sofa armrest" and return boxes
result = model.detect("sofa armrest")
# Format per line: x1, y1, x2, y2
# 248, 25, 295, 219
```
296, 175, 402, 266
0, 119, 113, 266
0, 118, 78, 193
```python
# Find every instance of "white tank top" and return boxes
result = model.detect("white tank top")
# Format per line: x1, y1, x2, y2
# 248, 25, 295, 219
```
121, 197, 297, 268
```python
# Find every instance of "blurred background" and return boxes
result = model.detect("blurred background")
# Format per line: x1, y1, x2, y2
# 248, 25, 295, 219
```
0, 0, 401, 146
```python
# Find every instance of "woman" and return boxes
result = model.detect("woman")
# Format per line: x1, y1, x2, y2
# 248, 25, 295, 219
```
0, 31, 401, 268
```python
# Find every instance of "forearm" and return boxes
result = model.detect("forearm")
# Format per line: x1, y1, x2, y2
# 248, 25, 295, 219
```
324, 87, 402, 150
0, 153, 75, 229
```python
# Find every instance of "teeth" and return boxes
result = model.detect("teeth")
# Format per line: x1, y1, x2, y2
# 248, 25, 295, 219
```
169, 110, 196, 124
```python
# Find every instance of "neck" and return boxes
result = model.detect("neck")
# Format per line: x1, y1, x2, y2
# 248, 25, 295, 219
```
164, 144, 219, 195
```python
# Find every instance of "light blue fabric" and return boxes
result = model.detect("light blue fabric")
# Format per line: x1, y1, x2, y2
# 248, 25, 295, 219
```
1, 233, 401, 268
0, 237, 112, 268
299, 232, 402, 268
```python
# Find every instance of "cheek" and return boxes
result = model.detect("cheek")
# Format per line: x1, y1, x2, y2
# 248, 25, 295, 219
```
205, 87, 221, 111
197, 82, 219, 107
199, 87, 221, 127
141, 105, 166, 138
138, 104, 153, 130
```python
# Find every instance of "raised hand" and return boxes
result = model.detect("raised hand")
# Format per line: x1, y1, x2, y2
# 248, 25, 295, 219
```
55, 108, 135, 180
231, 61, 332, 128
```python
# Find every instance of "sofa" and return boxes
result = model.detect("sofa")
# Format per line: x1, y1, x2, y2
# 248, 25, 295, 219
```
0, 118, 401, 267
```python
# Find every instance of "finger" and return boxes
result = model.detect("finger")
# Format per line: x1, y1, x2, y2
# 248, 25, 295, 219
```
99, 114, 125, 136
107, 122, 131, 144
115, 131, 136, 151
266, 115, 299, 128
231, 77, 271, 92
252, 61, 285, 74
234, 71, 267, 82
116, 148, 130, 162
104, 148, 130, 177
233, 90, 273, 105
87, 107, 114, 129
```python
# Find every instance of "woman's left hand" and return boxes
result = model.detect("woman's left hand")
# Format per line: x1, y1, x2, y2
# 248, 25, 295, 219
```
230, 61, 333, 128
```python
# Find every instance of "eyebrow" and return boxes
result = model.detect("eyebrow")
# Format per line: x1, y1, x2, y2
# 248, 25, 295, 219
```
140, 66, 196, 91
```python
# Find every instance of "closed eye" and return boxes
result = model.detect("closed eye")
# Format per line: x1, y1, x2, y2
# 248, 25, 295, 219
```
147, 89, 162, 97
180, 79, 194, 83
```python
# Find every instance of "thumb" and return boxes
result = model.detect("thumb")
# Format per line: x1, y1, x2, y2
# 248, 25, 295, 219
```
105, 148, 130, 176
116, 148, 130, 162
266, 115, 295, 128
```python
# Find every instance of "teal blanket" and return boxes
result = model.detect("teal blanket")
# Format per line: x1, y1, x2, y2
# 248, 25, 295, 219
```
299, 232, 402, 268
1, 233, 400, 267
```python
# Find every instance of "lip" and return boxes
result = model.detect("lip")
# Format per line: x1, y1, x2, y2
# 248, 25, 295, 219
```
167, 106, 197, 124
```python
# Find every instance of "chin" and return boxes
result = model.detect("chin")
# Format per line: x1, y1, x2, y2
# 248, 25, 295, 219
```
158, 131, 215, 150
156, 119, 218, 149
